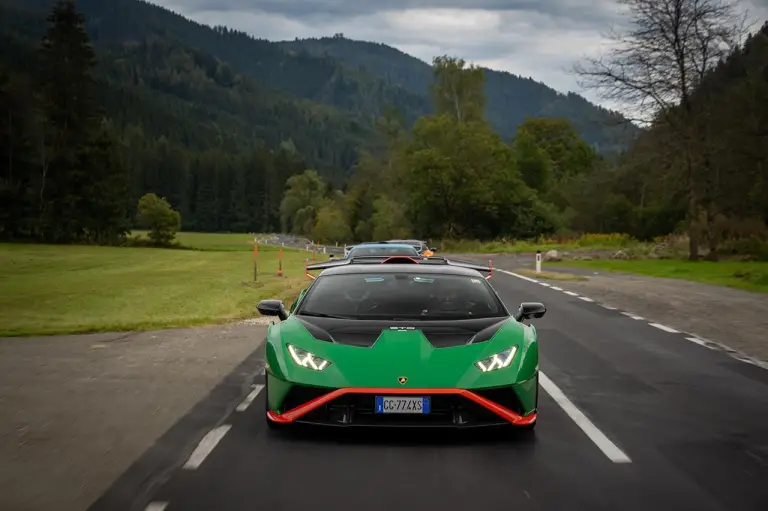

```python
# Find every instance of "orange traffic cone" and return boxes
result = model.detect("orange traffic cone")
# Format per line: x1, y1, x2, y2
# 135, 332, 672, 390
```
277, 247, 284, 277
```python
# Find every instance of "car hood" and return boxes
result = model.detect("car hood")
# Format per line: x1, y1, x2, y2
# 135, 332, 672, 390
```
265, 316, 538, 389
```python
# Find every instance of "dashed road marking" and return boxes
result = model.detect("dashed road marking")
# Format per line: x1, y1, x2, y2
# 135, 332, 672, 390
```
686, 336, 713, 349
236, 384, 265, 412
540, 372, 631, 463
145, 503, 168, 511
649, 323, 679, 333
499, 269, 538, 283
497, 266, 768, 371
182, 425, 232, 470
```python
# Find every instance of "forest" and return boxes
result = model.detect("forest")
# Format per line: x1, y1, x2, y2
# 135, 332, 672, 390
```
1, 0, 767, 260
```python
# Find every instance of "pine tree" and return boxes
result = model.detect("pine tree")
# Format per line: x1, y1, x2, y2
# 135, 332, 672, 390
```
37, 0, 130, 243
37, 0, 101, 242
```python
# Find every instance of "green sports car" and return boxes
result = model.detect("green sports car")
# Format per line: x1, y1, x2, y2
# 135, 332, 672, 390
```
256, 255, 546, 430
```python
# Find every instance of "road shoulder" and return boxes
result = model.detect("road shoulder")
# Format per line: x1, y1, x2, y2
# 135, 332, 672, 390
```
0, 321, 269, 511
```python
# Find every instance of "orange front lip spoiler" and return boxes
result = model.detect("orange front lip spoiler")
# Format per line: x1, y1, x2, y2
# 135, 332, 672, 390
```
266, 387, 536, 426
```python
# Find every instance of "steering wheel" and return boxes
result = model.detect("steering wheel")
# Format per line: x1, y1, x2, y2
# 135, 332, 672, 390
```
343, 287, 371, 302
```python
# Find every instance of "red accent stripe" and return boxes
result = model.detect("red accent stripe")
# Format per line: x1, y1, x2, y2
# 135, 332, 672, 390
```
380, 256, 420, 264
266, 387, 536, 426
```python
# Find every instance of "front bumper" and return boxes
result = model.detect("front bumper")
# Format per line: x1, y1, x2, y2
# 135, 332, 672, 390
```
266, 378, 537, 428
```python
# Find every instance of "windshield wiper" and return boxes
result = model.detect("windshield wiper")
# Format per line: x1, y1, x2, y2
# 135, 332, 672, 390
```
299, 311, 354, 319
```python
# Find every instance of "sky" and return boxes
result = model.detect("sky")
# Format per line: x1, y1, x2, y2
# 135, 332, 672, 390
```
152, 0, 768, 111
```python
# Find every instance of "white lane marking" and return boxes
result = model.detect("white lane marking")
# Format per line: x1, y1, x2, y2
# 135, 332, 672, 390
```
539, 372, 631, 463
686, 336, 714, 349
182, 425, 232, 470
237, 384, 265, 412
145, 503, 168, 511
601, 305, 617, 310
564, 291, 579, 296
649, 323, 680, 333
539, 282, 551, 287
259, 368, 265, 376
578, 296, 594, 302
496, 263, 768, 371
499, 269, 539, 283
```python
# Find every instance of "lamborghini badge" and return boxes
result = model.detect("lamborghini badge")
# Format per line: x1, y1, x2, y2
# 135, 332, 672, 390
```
398, 376, 408, 385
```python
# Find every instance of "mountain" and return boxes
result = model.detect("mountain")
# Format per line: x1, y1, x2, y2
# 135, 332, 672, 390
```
3, 0, 637, 156
277, 36, 640, 153
1, 0, 641, 238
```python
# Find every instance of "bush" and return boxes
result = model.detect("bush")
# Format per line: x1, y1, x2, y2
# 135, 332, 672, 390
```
135, 193, 181, 246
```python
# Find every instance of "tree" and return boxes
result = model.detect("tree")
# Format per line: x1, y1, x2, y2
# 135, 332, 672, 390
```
136, 193, 181, 245
279, 169, 328, 236
371, 197, 412, 240
403, 115, 554, 239
37, 0, 103, 242
313, 205, 352, 244
430, 56, 486, 123
573, 0, 746, 259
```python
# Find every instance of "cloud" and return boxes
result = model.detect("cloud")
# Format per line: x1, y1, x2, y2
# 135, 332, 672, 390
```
151, 0, 768, 111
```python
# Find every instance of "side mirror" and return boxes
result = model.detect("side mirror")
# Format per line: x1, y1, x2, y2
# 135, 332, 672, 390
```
515, 302, 546, 321
329, 253, 335, 259
257, 299, 288, 321
430, 247, 437, 252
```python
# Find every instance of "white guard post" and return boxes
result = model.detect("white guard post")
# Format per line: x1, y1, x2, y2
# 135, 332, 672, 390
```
535, 250, 542, 274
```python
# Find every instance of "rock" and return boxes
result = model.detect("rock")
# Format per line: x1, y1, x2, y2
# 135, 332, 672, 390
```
544, 249, 561, 262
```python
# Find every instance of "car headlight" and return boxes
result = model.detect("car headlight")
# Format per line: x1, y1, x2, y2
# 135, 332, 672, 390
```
287, 344, 331, 371
475, 346, 518, 372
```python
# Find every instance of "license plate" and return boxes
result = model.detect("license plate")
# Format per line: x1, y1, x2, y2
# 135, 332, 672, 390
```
375, 396, 431, 414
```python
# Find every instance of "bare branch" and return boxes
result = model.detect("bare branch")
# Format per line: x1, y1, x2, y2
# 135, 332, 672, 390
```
572, 0, 745, 126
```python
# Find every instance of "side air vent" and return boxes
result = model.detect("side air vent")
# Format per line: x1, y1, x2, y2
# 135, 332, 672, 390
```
295, 318, 335, 343
466, 319, 508, 344
328, 330, 380, 347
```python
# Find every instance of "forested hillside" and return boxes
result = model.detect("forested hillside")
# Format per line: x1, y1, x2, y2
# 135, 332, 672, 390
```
1, 0, 765, 261
278, 35, 639, 153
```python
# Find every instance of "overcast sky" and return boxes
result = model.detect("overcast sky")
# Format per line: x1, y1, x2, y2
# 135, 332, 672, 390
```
151, 0, 768, 110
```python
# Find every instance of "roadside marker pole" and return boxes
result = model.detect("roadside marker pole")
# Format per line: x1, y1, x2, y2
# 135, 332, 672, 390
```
253, 242, 258, 282
277, 247, 284, 277
535, 250, 542, 274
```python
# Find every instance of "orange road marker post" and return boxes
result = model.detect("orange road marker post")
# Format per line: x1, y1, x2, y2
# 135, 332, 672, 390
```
277, 247, 284, 277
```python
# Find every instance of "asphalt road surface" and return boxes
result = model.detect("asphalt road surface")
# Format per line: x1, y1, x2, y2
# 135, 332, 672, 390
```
90, 270, 768, 511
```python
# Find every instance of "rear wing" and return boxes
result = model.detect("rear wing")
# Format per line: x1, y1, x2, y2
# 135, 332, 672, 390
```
305, 256, 493, 280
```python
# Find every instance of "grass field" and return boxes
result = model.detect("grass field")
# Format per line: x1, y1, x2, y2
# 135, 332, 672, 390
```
438, 233, 641, 254
130, 230, 278, 251
549, 259, 768, 293
0, 236, 325, 336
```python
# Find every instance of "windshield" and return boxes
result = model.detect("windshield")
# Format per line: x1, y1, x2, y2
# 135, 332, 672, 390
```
297, 273, 506, 320
347, 245, 420, 258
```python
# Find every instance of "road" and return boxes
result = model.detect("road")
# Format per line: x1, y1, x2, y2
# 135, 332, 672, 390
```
89, 270, 768, 511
